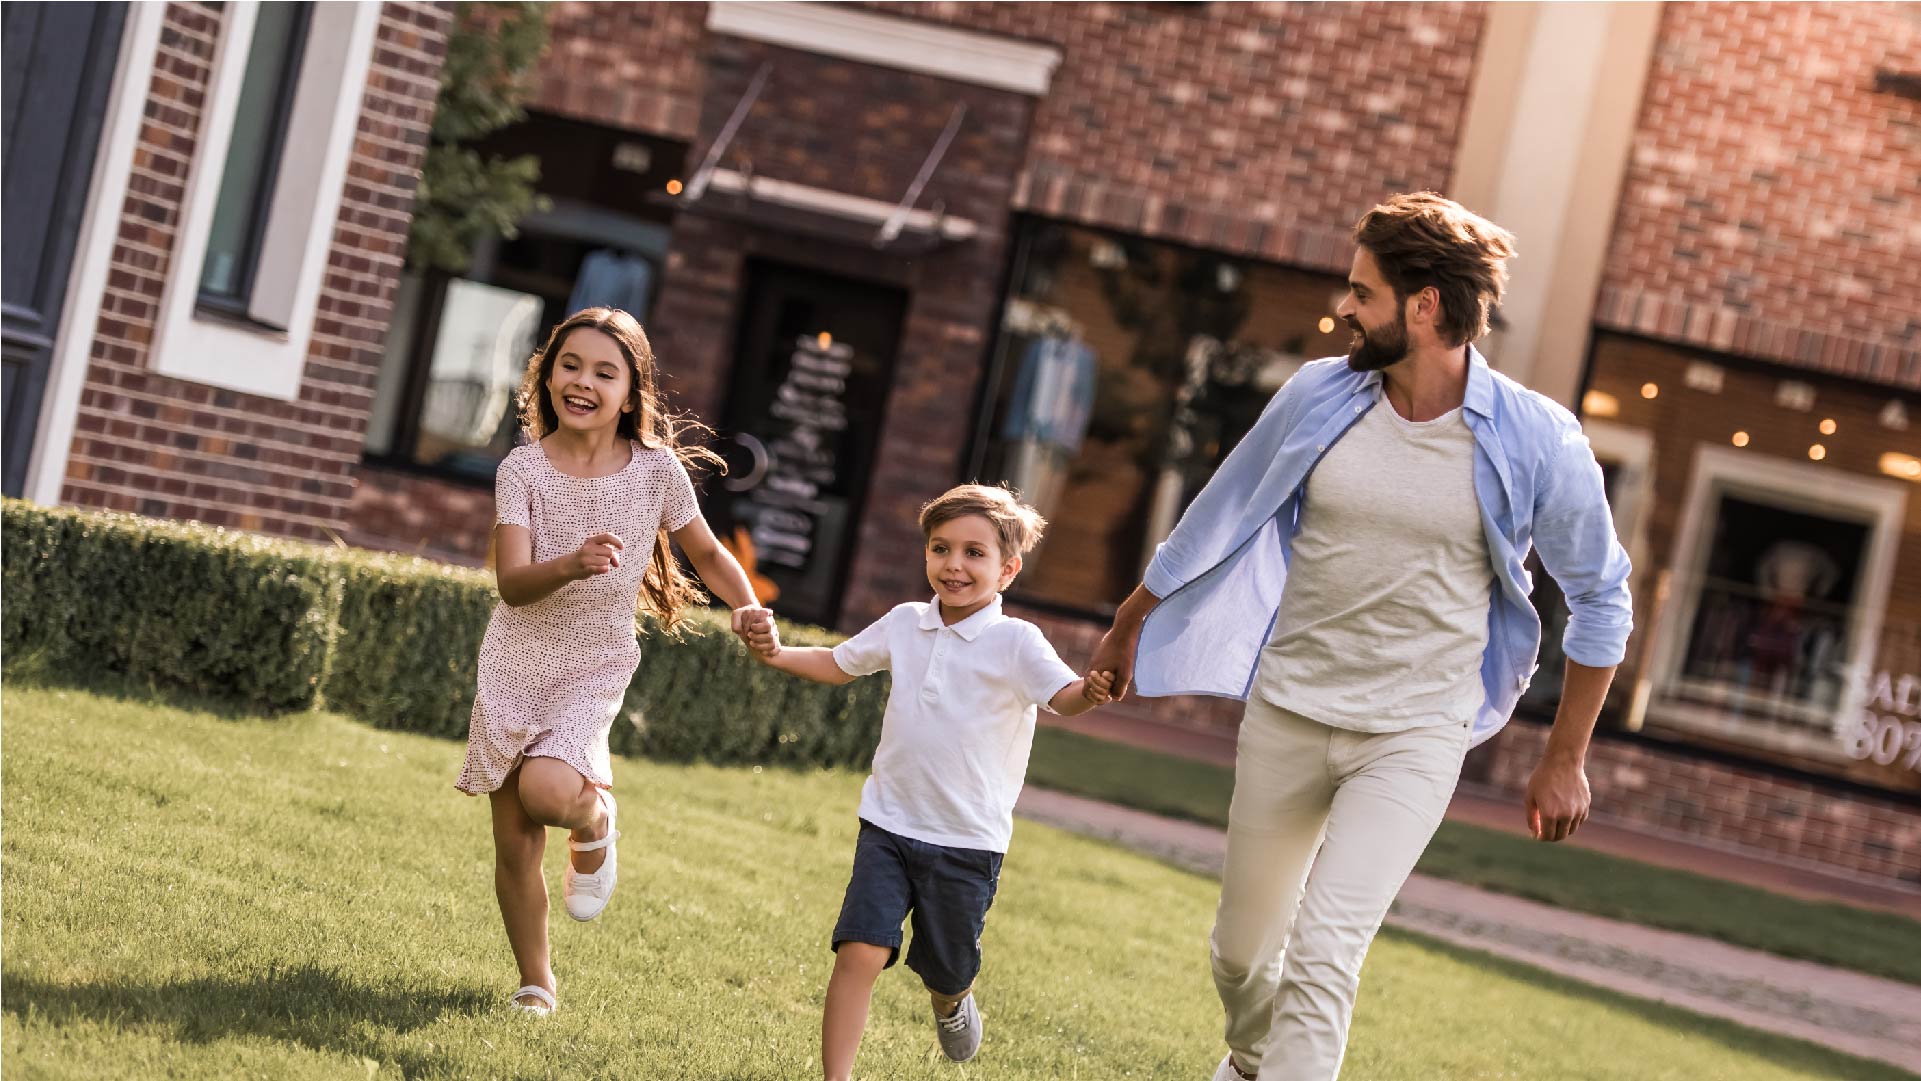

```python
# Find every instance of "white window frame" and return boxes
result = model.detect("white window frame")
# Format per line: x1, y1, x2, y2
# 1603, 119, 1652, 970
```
147, 0, 381, 401
1651, 443, 1909, 757
707, 1, 1061, 96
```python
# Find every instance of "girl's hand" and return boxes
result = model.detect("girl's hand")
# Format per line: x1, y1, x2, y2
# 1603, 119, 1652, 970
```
1083, 669, 1116, 705
572, 532, 624, 578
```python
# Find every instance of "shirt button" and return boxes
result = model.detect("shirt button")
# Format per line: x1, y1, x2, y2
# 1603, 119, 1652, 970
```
1354, 405, 1364, 414
1317, 444, 1327, 452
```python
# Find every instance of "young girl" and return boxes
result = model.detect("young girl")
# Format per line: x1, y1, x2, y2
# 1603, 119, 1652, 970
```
455, 306, 766, 1017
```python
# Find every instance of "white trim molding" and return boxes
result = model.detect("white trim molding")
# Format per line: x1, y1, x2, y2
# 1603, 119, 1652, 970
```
26, 2, 167, 505
707, 2, 1062, 96
147, 0, 382, 401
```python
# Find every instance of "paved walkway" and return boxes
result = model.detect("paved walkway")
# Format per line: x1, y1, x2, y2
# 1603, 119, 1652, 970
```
1015, 785, 1921, 1076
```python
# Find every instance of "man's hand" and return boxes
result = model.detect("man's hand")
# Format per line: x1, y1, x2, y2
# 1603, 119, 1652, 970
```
1087, 628, 1139, 701
1083, 669, 1116, 705
1523, 752, 1591, 842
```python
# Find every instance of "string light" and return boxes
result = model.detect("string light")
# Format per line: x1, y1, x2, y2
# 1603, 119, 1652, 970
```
1732, 431, 1750, 447
665, 179, 684, 196
1640, 383, 1659, 399
816, 332, 833, 349
1318, 317, 1336, 334
1819, 418, 1837, 435
1582, 390, 1620, 418
1808, 444, 1827, 461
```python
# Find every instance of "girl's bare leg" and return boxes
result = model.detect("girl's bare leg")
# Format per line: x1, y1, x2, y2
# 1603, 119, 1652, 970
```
822, 942, 891, 1081
489, 762, 553, 1003
517, 755, 611, 875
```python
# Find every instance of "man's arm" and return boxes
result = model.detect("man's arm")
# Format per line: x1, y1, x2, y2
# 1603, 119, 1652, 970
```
1525, 659, 1613, 841
1086, 584, 1164, 700
1526, 424, 1635, 842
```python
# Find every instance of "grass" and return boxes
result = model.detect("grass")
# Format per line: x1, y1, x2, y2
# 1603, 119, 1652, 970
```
1026, 726, 1921, 987
2, 682, 1914, 1081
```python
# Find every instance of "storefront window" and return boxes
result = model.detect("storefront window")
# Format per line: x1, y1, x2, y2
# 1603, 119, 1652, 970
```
977, 219, 1347, 613
1577, 334, 1921, 795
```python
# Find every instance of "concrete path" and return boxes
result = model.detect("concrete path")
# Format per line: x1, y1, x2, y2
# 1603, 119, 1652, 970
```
1015, 785, 1921, 1075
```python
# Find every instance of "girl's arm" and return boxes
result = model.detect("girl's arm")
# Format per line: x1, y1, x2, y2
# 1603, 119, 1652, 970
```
670, 514, 760, 612
494, 524, 619, 607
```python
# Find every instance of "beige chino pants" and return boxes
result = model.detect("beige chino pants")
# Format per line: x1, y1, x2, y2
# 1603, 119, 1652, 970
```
1211, 697, 1471, 1080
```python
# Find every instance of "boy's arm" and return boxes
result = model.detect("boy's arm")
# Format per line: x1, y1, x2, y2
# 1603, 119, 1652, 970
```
1048, 668, 1116, 717
756, 644, 858, 686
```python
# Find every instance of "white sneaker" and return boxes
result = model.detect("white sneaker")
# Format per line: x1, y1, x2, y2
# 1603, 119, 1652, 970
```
1212, 1053, 1256, 1080
563, 788, 619, 921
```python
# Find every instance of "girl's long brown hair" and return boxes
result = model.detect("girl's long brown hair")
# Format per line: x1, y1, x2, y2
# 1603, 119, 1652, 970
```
516, 306, 725, 630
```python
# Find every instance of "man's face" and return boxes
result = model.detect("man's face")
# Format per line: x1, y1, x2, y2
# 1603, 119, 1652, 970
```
1335, 248, 1411, 373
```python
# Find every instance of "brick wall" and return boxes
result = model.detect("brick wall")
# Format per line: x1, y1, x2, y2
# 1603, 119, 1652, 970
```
1598, 1, 1921, 388
61, 2, 450, 541
512, 1, 708, 140
1471, 717, 1921, 886
865, 1, 1487, 272
346, 463, 494, 565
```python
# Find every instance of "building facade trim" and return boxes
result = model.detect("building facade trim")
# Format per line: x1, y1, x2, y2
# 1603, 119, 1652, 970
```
706, 1, 1061, 96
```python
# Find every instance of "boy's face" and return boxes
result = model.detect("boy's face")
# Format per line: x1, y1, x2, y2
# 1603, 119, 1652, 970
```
925, 514, 1020, 614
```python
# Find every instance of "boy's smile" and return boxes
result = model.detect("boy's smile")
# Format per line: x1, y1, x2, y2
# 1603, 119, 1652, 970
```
925, 513, 1020, 624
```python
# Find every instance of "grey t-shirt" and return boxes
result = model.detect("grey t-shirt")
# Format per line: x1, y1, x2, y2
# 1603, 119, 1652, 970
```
1254, 399, 1496, 731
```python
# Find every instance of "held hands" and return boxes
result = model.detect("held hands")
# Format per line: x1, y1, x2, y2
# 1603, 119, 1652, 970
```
1087, 628, 1138, 701
732, 604, 781, 659
1083, 669, 1117, 706
571, 532, 624, 578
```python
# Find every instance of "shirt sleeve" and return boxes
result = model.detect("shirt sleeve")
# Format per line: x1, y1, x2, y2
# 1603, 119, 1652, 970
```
661, 454, 699, 532
1532, 424, 1634, 667
495, 455, 532, 529
1014, 624, 1081, 712
832, 608, 897, 677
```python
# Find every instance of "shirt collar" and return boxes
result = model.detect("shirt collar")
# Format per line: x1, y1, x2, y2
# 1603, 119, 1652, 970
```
1359, 344, 1496, 420
919, 594, 1004, 640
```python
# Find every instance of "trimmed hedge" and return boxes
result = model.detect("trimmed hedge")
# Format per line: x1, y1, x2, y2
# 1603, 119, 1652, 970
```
1, 500, 885, 768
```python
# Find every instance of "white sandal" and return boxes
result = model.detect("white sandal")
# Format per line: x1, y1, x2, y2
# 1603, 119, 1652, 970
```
509, 984, 556, 1017
563, 788, 619, 921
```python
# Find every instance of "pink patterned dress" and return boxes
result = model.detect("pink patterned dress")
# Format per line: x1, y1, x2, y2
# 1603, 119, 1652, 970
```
456, 440, 699, 795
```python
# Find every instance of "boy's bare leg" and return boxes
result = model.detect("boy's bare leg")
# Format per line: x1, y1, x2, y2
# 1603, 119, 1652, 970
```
822, 942, 891, 1081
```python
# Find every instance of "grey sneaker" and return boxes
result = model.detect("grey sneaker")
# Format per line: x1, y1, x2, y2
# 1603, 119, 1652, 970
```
935, 993, 983, 1062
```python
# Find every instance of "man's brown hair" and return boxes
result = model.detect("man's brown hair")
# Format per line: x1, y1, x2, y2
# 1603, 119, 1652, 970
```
1353, 192, 1517, 347
919, 484, 1046, 561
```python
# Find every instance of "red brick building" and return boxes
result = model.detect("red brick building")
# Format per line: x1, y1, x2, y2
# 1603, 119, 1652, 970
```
9, 2, 1917, 888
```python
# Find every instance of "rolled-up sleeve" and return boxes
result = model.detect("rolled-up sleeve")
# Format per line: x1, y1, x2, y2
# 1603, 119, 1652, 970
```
1532, 426, 1634, 667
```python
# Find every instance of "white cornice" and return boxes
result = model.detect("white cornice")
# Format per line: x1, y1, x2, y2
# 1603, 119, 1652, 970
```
706, 2, 1061, 96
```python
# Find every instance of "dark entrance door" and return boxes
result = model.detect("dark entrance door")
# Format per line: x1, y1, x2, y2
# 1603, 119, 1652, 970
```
2, 2, 127, 495
710, 261, 908, 628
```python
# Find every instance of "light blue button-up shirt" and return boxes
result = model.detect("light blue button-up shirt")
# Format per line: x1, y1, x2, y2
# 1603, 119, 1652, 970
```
1135, 348, 1633, 748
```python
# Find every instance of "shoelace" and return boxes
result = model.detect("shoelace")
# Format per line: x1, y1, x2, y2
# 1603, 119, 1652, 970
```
936, 1005, 970, 1033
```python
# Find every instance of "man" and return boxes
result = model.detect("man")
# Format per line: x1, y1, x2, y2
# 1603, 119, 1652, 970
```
1087, 192, 1633, 1081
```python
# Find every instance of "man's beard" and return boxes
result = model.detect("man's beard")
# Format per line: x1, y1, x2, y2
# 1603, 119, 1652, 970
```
1345, 312, 1410, 372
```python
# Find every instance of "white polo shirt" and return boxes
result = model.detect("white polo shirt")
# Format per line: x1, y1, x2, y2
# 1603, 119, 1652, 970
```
833, 596, 1079, 853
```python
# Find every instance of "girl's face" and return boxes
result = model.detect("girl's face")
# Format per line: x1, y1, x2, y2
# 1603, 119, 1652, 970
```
925, 514, 1019, 617
546, 328, 635, 436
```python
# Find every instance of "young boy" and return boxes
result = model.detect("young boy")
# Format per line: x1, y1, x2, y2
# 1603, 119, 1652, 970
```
741, 483, 1112, 1079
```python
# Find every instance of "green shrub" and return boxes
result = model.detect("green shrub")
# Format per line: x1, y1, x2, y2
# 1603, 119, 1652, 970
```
1, 500, 884, 768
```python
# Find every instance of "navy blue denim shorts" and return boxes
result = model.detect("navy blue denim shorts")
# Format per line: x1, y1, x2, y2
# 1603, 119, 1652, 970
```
831, 819, 1004, 996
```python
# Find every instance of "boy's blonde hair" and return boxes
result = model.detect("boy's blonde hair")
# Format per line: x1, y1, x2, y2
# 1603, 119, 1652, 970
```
919, 484, 1046, 561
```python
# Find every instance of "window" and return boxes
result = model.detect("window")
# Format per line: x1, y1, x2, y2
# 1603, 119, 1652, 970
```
196, 1, 310, 323
974, 218, 1348, 614
362, 116, 685, 483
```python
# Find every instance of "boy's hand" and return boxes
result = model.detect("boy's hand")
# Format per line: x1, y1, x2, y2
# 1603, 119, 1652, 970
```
1083, 669, 1116, 705
571, 532, 624, 578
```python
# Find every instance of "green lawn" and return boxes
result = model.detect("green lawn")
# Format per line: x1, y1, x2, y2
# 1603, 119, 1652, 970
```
2, 684, 1911, 1081
1026, 726, 1921, 987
